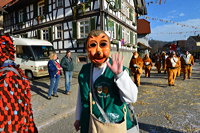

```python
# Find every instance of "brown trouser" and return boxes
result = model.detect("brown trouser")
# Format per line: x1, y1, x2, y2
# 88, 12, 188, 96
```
144, 66, 151, 77
183, 65, 192, 79
156, 63, 161, 73
134, 73, 141, 87
177, 67, 181, 76
167, 68, 178, 85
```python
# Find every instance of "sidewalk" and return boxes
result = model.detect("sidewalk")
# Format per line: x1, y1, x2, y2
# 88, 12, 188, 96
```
30, 72, 79, 132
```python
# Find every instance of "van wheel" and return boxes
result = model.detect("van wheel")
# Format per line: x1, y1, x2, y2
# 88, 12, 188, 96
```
25, 71, 34, 80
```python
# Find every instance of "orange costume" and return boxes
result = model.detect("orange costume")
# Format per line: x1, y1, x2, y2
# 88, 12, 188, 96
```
129, 52, 143, 86
143, 54, 153, 77
154, 54, 162, 73
161, 52, 168, 74
180, 51, 194, 80
0, 35, 38, 133
166, 52, 181, 86
176, 56, 181, 76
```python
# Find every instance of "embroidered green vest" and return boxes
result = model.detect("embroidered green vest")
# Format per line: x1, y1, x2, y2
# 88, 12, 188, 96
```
78, 59, 137, 133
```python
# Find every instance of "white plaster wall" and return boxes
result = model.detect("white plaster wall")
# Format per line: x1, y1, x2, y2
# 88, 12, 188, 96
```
64, 40, 72, 48
65, 8, 72, 17
57, 8, 64, 18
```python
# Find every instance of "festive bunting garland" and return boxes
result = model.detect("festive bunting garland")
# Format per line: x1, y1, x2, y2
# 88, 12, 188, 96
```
143, 16, 200, 29
151, 30, 200, 35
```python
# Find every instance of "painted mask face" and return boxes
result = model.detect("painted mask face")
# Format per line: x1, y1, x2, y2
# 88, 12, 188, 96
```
86, 33, 110, 66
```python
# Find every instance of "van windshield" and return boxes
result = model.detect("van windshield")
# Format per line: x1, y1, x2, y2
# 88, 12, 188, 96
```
31, 46, 55, 60
16, 45, 55, 61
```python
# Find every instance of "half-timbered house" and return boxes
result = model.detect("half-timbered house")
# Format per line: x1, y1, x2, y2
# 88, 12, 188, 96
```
3, 0, 147, 69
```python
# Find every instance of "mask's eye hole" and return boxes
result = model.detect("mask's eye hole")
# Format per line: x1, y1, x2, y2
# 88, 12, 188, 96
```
100, 43, 107, 47
89, 43, 96, 47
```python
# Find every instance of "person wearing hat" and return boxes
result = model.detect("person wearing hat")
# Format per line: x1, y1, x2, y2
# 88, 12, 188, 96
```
129, 51, 143, 86
180, 51, 194, 80
166, 51, 181, 86
143, 54, 153, 77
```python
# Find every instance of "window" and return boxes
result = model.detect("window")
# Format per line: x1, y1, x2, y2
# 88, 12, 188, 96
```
79, 20, 90, 38
80, 0, 89, 3
56, 0, 63, 7
56, 25, 63, 39
38, 2, 45, 16
107, 19, 114, 39
125, 30, 130, 43
43, 29, 49, 40
19, 10, 23, 22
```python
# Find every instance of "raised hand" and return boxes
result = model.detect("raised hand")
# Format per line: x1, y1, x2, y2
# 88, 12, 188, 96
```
107, 53, 124, 75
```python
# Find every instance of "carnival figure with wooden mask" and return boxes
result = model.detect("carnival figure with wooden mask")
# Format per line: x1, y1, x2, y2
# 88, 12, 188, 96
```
74, 30, 139, 133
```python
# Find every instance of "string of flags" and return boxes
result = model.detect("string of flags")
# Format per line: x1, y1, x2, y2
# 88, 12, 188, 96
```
143, 16, 200, 29
147, 0, 166, 5
151, 30, 200, 35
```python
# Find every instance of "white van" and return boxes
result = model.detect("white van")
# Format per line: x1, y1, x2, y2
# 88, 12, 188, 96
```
14, 38, 55, 79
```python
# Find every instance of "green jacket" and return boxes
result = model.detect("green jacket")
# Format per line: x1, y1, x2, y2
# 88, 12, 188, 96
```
60, 56, 74, 71
78, 59, 137, 133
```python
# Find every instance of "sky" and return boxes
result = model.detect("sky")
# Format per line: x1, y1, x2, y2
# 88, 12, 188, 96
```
140, 0, 200, 41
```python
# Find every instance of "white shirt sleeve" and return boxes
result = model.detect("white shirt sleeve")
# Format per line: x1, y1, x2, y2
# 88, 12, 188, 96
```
115, 70, 138, 103
75, 86, 82, 120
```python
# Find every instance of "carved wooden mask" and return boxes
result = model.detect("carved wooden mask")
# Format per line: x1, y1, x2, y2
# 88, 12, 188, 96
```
86, 32, 110, 66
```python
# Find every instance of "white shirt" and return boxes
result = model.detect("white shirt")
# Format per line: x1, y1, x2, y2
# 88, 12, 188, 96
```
75, 63, 138, 120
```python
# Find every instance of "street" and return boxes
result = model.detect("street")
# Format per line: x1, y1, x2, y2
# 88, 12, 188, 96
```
31, 62, 200, 133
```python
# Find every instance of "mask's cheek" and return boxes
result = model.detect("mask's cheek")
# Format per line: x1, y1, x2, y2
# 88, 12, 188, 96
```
102, 48, 110, 58
87, 49, 96, 60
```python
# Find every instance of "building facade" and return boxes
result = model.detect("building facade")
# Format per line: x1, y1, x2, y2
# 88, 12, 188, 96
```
186, 35, 200, 59
3, 0, 147, 69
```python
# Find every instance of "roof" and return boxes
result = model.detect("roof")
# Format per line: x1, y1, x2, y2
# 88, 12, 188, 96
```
189, 35, 200, 42
0, 0, 12, 7
137, 19, 151, 34
13, 38, 53, 46
138, 42, 151, 49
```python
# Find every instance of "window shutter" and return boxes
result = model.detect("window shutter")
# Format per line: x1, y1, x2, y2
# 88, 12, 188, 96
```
129, 8, 133, 21
48, 27, 53, 42
33, 3, 38, 18
130, 31, 133, 44
15, 11, 19, 23
23, 8, 27, 21
37, 30, 41, 39
119, 25, 122, 40
115, 0, 119, 9
118, 0, 121, 9
44, 0, 49, 15
72, 21, 77, 39
116, 23, 118, 40
90, 17, 96, 31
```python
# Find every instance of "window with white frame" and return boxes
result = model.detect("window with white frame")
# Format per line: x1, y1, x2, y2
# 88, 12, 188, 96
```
38, 2, 45, 16
56, 0, 63, 7
19, 10, 23, 22
56, 25, 63, 39
43, 29, 49, 40
107, 19, 115, 39
125, 30, 130, 43
79, 20, 90, 38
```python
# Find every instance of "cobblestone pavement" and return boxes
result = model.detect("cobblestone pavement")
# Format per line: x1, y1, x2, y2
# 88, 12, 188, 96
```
30, 62, 200, 133
134, 63, 200, 133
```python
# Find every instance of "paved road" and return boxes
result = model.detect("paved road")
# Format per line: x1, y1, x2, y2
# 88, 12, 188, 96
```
30, 63, 200, 133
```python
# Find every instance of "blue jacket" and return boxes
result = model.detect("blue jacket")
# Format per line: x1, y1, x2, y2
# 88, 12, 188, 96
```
48, 60, 58, 78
